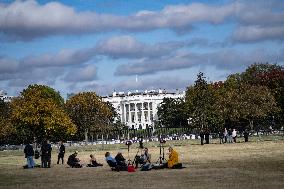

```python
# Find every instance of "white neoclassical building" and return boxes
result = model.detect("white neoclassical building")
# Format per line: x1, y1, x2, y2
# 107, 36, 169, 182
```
102, 89, 185, 130
0, 90, 13, 102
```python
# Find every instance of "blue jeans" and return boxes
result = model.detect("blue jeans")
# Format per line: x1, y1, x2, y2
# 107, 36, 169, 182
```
26, 156, 35, 168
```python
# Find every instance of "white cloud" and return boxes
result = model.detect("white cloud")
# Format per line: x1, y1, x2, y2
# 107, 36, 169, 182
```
82, 76, 191, 96
233, 26, 284, 42
21, 48, 94, 67
96, 35, 183, 59
115, 49, 284, 76
0, 1, 283, 43
233, 0, 284, 42
0, 0, 238, 40
0, 57, 19, 74
63, 65, 98, 82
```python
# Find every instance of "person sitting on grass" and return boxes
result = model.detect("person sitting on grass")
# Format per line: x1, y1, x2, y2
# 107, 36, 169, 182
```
105, 152, 127, 171
87, 154, 103, 167
134, 147, 151, 170
105, 152, 117, 167
67, 151, 82, 168
166, 147, 179, 168
153, 146, 181, 169
115, 152, 127, 167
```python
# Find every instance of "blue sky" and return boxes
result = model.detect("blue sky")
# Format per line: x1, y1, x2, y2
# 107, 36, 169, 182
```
0, 0, 284, 97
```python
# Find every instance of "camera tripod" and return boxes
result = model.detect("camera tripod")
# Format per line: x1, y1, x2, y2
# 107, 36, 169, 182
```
126, 141, 133, 165
156, 144, 167, 165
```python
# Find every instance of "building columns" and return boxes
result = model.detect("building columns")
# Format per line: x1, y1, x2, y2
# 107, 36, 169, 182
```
141, 103, 145, 128
128, 104, 132, 125
148, 102, 150, 123
123, 103, 127, 123
134, 103, 138, 128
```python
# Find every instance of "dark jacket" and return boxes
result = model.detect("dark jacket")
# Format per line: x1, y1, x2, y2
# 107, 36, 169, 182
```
205, 132, 210, 139
200, 131, 205, 138
228, 130, 232, 136
59, 144, 65, 155
115, 153, 127, 166
24, 144, 34, 157
67, 154, 79, 164
41, 143, 52, 157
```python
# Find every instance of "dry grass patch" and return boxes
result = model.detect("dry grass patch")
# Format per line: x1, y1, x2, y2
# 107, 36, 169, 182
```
0, 140, 283, 189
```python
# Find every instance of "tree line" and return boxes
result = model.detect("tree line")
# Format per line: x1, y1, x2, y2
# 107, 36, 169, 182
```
157, 63, 284, 133
0, 63, 283, 144
0, 85, 119, 144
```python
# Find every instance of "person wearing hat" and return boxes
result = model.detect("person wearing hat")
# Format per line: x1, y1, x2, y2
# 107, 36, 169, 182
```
67, 151, 82, 168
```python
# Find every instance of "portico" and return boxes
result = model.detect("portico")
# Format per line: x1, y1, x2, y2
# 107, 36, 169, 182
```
102, 89, 185, 129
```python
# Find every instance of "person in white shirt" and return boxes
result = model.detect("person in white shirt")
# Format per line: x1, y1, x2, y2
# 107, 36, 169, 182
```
232, 129, 237, 143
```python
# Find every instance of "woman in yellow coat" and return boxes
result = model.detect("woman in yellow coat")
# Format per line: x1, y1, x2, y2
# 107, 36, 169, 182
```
167, 147, 178, 168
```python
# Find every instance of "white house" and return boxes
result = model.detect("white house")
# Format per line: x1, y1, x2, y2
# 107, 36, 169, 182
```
102, 89, 185, 129
0, 90, 13, 102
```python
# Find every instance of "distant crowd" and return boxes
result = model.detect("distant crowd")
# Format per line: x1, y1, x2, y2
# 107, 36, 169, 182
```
199, 128, 249, 145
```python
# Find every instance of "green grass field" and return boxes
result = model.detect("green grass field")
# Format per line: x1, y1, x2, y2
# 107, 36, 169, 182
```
0, 137, 283, 189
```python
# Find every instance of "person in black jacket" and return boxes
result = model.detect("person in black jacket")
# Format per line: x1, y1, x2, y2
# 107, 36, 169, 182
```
67, 151, 82, 168
115, 152, 127, 167
41, 140, 52, 168
219, 130, 224, 144
57, 141, 65, 164
24, 142, 35, 168
200, 130, 205, 145
205, 129, 210, 144
243, 130, 249, 142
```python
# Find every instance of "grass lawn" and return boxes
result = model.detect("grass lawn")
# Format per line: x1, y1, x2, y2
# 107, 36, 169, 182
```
0, 138, 283, 189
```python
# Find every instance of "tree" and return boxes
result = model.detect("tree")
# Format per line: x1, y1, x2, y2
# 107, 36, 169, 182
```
0, 100, 16, 144
157, 98, 188, 128
237, 85, 279, 130
65, 92, 113, 142
185, 72, 216, 130
215, 83, 279, 131
21, 84, 64, 106
10, 84, 76, 142
241, 63, 284, 123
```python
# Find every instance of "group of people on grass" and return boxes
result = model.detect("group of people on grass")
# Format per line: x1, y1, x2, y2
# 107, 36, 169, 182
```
24, 141, 181, 172
24, 140, 65, 169
200, 128, 243, 145
219, 128, 238, 144
104, 146, 180, 171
